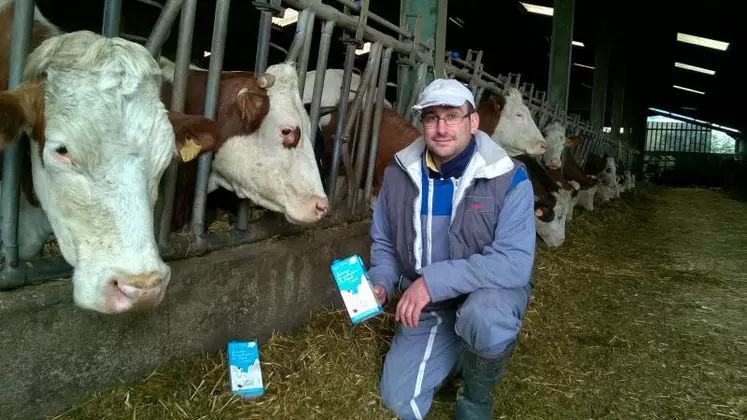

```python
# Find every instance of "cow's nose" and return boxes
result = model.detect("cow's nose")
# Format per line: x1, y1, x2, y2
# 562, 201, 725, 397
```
315, 196, 329, 218
107, 271, 167, 312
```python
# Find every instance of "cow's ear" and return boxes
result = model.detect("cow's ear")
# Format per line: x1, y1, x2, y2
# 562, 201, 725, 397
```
167, 111, 222, 164
0, 80, 46, 150
566, 135, 580, 147
235, 75, 272, 133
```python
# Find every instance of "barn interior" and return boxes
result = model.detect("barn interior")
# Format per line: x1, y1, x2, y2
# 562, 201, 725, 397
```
1, 1, 746, 419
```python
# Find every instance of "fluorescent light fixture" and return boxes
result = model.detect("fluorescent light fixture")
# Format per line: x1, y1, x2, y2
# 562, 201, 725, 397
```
676, 32, 729, 51
272, 8, 298, 27
674, 61, 715, 75
572, 40, 584, 47
673, 85, 705, 95
355, 42, 371, 56
520, 2, 553, 16
573, 62, 594, 70
448, 17, 463, 28
681, 106, 698, 111
603, 126, 625, 134
203, 51, 211, 58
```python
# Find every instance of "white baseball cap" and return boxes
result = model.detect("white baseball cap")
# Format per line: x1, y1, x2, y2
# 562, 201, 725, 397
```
411, 78, 476, 116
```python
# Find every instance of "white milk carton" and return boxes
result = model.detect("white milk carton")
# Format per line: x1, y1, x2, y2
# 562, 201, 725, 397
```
227, 340, 264, 399
330, 254, 383, 324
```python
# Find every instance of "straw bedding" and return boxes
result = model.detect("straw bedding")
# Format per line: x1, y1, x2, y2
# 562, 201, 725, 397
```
50, 184, 747, 419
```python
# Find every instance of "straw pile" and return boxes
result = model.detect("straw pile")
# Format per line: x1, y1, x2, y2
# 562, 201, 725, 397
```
51, 184, 747, 419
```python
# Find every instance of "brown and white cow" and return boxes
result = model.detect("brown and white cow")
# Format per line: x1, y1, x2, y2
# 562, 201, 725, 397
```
541, 121, 590, 217
558, 137, 599, 212
477, 87, 548, 157
0, 1, 221, 314
157, 58, 328, 228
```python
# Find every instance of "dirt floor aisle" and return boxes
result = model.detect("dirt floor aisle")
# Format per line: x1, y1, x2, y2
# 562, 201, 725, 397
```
54, 186, 747, 420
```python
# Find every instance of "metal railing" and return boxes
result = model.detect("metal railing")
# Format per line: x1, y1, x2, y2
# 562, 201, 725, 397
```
0, 0, 642, 291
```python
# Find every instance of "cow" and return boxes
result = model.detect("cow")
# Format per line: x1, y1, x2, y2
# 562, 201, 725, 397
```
157, 58, 329, 229
540, 121, 582, 220
0, 1, 222, 314
585, 153, 618, 202
317, 88, 550, 210
476, 87, 548, 157
513, 155, 569, 247
558, 138, 599, 212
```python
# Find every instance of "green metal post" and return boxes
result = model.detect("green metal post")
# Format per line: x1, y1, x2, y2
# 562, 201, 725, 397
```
610, 62, 625, 152
399, 0, 439, 111
547, 0, 575, 111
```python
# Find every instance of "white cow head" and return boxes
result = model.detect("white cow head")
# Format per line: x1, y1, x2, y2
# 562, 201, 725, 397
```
542, 121, 580, 170
600, 157, 618, 187
480, 87, 547, 157
209, 63, 328, 224
0, 31, 220, 314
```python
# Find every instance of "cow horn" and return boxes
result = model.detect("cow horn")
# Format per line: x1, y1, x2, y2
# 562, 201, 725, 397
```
257, 73, 275, 89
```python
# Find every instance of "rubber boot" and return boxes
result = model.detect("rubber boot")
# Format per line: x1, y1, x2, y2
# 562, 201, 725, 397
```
455, 342, 516, 420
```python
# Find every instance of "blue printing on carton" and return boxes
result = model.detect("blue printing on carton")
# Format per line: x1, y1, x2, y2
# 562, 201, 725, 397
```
330, 255, 382, 324
227, 341, 264, 398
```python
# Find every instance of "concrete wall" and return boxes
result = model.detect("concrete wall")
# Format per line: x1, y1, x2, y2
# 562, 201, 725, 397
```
0, 221, 373, 419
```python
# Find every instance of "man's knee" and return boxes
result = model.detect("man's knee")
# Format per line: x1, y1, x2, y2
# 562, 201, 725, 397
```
455, 287, 530, 358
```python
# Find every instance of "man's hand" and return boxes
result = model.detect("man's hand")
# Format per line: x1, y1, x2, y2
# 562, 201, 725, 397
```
396, 276, 431, 328
373, 285, 387, 306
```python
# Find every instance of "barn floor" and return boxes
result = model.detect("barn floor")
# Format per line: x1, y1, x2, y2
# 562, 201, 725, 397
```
51, 185, 747, 420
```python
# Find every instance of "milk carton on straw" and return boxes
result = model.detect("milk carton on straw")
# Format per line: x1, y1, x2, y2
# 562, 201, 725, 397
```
227, 340, 264, 399
330, 254, 383, 324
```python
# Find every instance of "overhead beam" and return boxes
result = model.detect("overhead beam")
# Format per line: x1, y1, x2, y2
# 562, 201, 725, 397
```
547, 0, 575, 111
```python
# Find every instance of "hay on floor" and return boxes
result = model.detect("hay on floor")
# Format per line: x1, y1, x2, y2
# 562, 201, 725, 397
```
52, 184, 747, 419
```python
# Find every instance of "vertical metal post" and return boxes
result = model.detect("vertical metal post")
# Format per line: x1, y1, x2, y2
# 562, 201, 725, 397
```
0, 0, 34, 288
308, 20, 335, 148
468, 51, 483, 98
590, 19, 611, 130
297, 10, 316, 97
191, 0, 231, 252
352, 43, 383, 208
156, 0, 197, 252
285, 9, 310, 63
326, 40, 358, 208
238, 0, 280, 231
364, 47, 393, 202
102, 0, 123, 37
434, 0, 448, 79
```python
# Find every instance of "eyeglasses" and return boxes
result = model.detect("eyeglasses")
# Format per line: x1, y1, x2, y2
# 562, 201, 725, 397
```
421, 112, 471, 128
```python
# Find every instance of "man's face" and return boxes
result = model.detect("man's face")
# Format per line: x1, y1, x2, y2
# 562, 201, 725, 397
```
420, 102, 479, 162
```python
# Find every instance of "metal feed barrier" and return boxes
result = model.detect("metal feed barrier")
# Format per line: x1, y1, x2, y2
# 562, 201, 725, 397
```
0, 0, 640, 290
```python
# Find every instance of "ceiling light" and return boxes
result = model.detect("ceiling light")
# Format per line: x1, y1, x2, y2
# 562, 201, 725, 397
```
572, 41, 584, 47
520, 2, 553, 16
272, 8, 298, 27
448, 17, 463, 28
676, 32, 729, 51
203, 51, 211, 58
573, 63, 594, 70
673, 85, 705, 95
674, 62, 715, 75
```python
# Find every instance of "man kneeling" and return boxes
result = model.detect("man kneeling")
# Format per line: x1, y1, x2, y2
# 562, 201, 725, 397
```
367, 79, 536, 419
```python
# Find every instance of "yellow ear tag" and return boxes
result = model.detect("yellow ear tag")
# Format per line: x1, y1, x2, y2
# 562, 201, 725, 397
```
180, 137, 202, 162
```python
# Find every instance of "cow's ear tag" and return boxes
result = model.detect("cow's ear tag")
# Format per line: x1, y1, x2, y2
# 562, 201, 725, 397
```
180, 136, 202, 162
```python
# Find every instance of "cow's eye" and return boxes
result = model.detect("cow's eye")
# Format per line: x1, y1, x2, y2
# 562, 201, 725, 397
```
56, 146, 68, 155
281, 128, 291, 136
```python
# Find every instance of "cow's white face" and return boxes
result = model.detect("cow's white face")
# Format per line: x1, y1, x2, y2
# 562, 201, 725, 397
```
210, 63, 329, 224
536, 193, 566, 247
601, 157, 618, 186
492, 88, 547, 157
542, 122, 567, 169
2, 31, 177, 314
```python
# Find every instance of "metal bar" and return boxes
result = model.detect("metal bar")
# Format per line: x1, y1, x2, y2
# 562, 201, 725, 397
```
434, 0, 447, 78
407, 62, 427, 125
297, 10, 316, 97
238, 0, 277, 231
156, 0, 197, 252
0, 0, 35, 289
191, 0, 231, 253
326, 40, 358, 209
352, 43, 382, 209
332, 0, 413, 39
145, 0, 185, 55
102, 0, 123, 37
363, 46, 392, 203
468, 51, 483, 97
285, 8, 310, 63
308, 20, 335, 147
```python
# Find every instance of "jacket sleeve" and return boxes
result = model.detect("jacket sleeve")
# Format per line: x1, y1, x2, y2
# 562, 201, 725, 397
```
366, 180, 401, 305
422, 174, 536, 302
